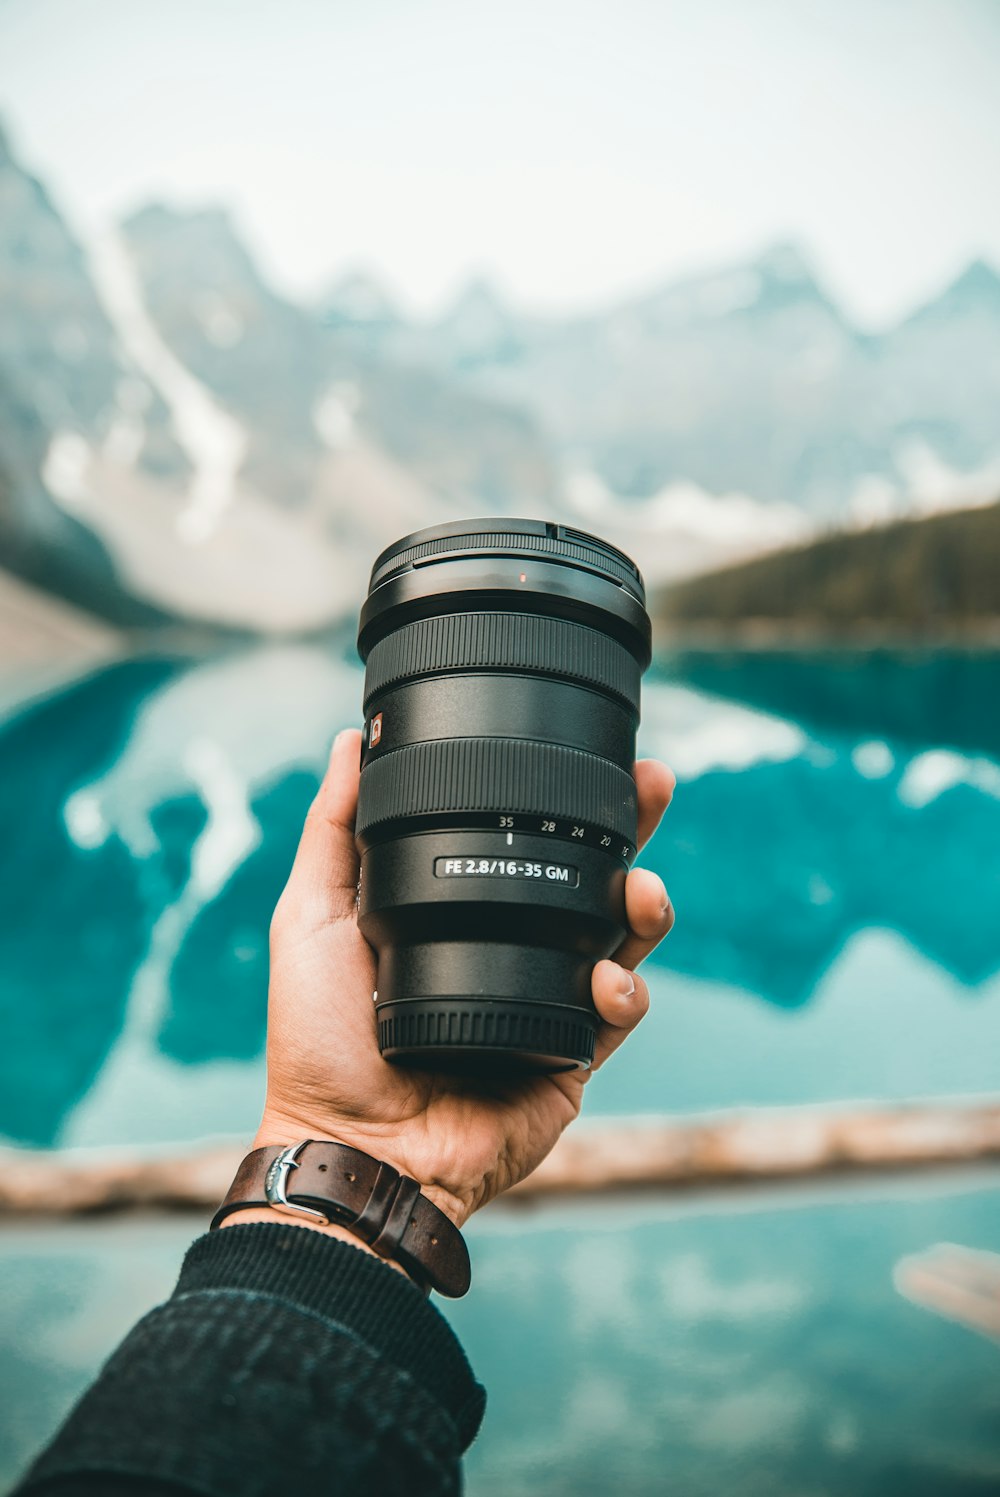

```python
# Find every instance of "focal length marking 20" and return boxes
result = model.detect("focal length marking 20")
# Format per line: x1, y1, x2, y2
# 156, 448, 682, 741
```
435, 856, 580, 887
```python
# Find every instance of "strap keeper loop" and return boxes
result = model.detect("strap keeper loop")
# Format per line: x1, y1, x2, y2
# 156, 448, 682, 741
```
370, 1174, 423, 1261
351, 1160, 402, 1244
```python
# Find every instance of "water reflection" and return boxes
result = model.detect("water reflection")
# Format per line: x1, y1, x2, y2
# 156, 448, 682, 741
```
452, 1180, 1000, 1496
666, 650, 1000, 761
1, 647, 999, 1147
3, 1178, 999, 1495
639, 652, 1000, 1005
0, 648, 354, 1146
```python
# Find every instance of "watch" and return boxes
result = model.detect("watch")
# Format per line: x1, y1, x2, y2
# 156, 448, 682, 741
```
211, 1138, 471, 1298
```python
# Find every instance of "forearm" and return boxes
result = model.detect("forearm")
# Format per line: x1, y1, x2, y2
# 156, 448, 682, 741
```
15, 1224, 485, 1497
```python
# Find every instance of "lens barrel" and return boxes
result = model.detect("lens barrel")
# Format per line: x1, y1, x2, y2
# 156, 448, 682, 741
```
356, 518, 651, 1074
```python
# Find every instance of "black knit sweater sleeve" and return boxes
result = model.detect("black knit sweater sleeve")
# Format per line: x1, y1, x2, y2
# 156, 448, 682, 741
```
13, 1223, 486, 1497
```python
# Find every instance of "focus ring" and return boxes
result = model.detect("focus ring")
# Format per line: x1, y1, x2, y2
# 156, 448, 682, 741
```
356, 738, 637, 845
363, 613, 641, 712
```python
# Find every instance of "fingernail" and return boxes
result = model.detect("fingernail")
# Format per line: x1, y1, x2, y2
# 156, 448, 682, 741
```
615, 968, 636, 999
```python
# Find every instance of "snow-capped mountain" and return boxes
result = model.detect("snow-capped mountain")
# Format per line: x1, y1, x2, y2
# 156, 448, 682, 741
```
0, 119, 997, 633
413, 244, 1000, 521
0, 126, 555, 632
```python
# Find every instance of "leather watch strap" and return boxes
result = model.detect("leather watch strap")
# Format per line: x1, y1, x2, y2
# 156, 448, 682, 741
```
210, 1140, 471, 1298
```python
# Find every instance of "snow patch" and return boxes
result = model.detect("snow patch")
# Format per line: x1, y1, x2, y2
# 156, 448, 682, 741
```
848, 474, 900, 527
195, 292, 245, 348
641, 480, 810, 548
567, 470, 808, 549
852, 741, 894, 779
639, 684, 809, 779
42, 431, 92, 507
897, 750, 1000, 808
849, 443, 1000, 528
63, 791, 109, 850
86, 230, 247, 545
565, 468, 811, 586
182, 738, 260, 900
313, 382, 359, 450
894, 439, 1000, 515
102, 411, 146, 466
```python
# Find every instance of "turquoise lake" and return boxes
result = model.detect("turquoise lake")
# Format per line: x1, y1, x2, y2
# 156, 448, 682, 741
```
2, 1176, 999, 1495
1, 648, 999, 1494
1, 646, 999, 1147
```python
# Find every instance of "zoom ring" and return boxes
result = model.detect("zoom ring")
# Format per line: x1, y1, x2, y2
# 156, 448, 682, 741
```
363, 612, 641, 712
356, 737, 637, 845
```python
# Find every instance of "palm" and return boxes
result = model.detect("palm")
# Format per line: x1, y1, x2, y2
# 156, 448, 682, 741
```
260, 729, 674, 1224
268, 913, 585, 1216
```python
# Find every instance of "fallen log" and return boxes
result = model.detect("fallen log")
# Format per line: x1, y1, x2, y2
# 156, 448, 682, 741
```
1, 1098, 999, 1217
508, 1099, 1000, 1198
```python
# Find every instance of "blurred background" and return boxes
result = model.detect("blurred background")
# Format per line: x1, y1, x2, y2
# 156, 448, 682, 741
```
1, 1, 999, 1492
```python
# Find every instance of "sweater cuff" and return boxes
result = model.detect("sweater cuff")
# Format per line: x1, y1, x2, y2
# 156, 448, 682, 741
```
175, 1224, 484, 1442
19, 1224, 485, 1497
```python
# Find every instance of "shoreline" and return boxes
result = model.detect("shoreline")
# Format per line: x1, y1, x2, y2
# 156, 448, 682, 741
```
652, 619, 1000, 654
2, 1097, 999, 1218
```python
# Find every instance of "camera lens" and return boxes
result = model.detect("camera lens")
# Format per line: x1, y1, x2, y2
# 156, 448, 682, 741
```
355, 518, 651, 1074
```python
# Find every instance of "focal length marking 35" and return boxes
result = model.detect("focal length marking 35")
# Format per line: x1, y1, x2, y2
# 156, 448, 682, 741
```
355, 519, 651, 1076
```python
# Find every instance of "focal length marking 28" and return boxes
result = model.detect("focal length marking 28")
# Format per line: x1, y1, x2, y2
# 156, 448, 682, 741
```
435, 856, 579, 887
492, 812, 635, 861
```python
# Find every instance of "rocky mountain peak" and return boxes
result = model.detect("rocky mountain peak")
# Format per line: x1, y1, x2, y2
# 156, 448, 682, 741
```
321, 269, 400, 328
1, 115, 998, 632
939, 256, 1000, 310
431, 275, 522, 367
900, 256, 1000, 330
122, 203, 265, 294
747, 241, 837, 315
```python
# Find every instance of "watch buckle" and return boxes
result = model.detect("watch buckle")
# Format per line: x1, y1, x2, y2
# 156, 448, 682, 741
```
264, 1141, 329, 1224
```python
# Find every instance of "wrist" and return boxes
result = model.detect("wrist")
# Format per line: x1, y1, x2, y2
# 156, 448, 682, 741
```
215, 1133, 473, 1297
217, 1207, 412, 1278
252, 1112, 473, 1230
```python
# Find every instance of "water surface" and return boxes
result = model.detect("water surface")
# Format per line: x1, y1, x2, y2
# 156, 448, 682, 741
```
1, 1174, 998, 1496
1, 647, 998, 1147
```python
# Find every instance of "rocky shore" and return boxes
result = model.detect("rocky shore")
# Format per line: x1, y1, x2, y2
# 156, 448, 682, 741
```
2, 1097, 999, 1216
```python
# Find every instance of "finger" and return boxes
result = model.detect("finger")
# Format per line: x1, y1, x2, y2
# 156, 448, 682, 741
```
635, 759, 675, 850
282, 728, 363, 921
590, 959, 650, 1071
613, 866, 674, 972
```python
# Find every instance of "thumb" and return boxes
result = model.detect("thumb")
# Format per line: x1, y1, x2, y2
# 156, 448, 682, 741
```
283, 728, 363, 922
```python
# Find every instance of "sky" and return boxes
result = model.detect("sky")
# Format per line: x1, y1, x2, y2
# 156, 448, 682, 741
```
1, 0, 999, 327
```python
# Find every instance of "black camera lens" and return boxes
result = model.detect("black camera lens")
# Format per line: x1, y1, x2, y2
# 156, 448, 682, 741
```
355, 518, 651, 1074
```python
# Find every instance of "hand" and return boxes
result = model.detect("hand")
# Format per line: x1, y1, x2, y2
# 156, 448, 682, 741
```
252, 729, 675, 1229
